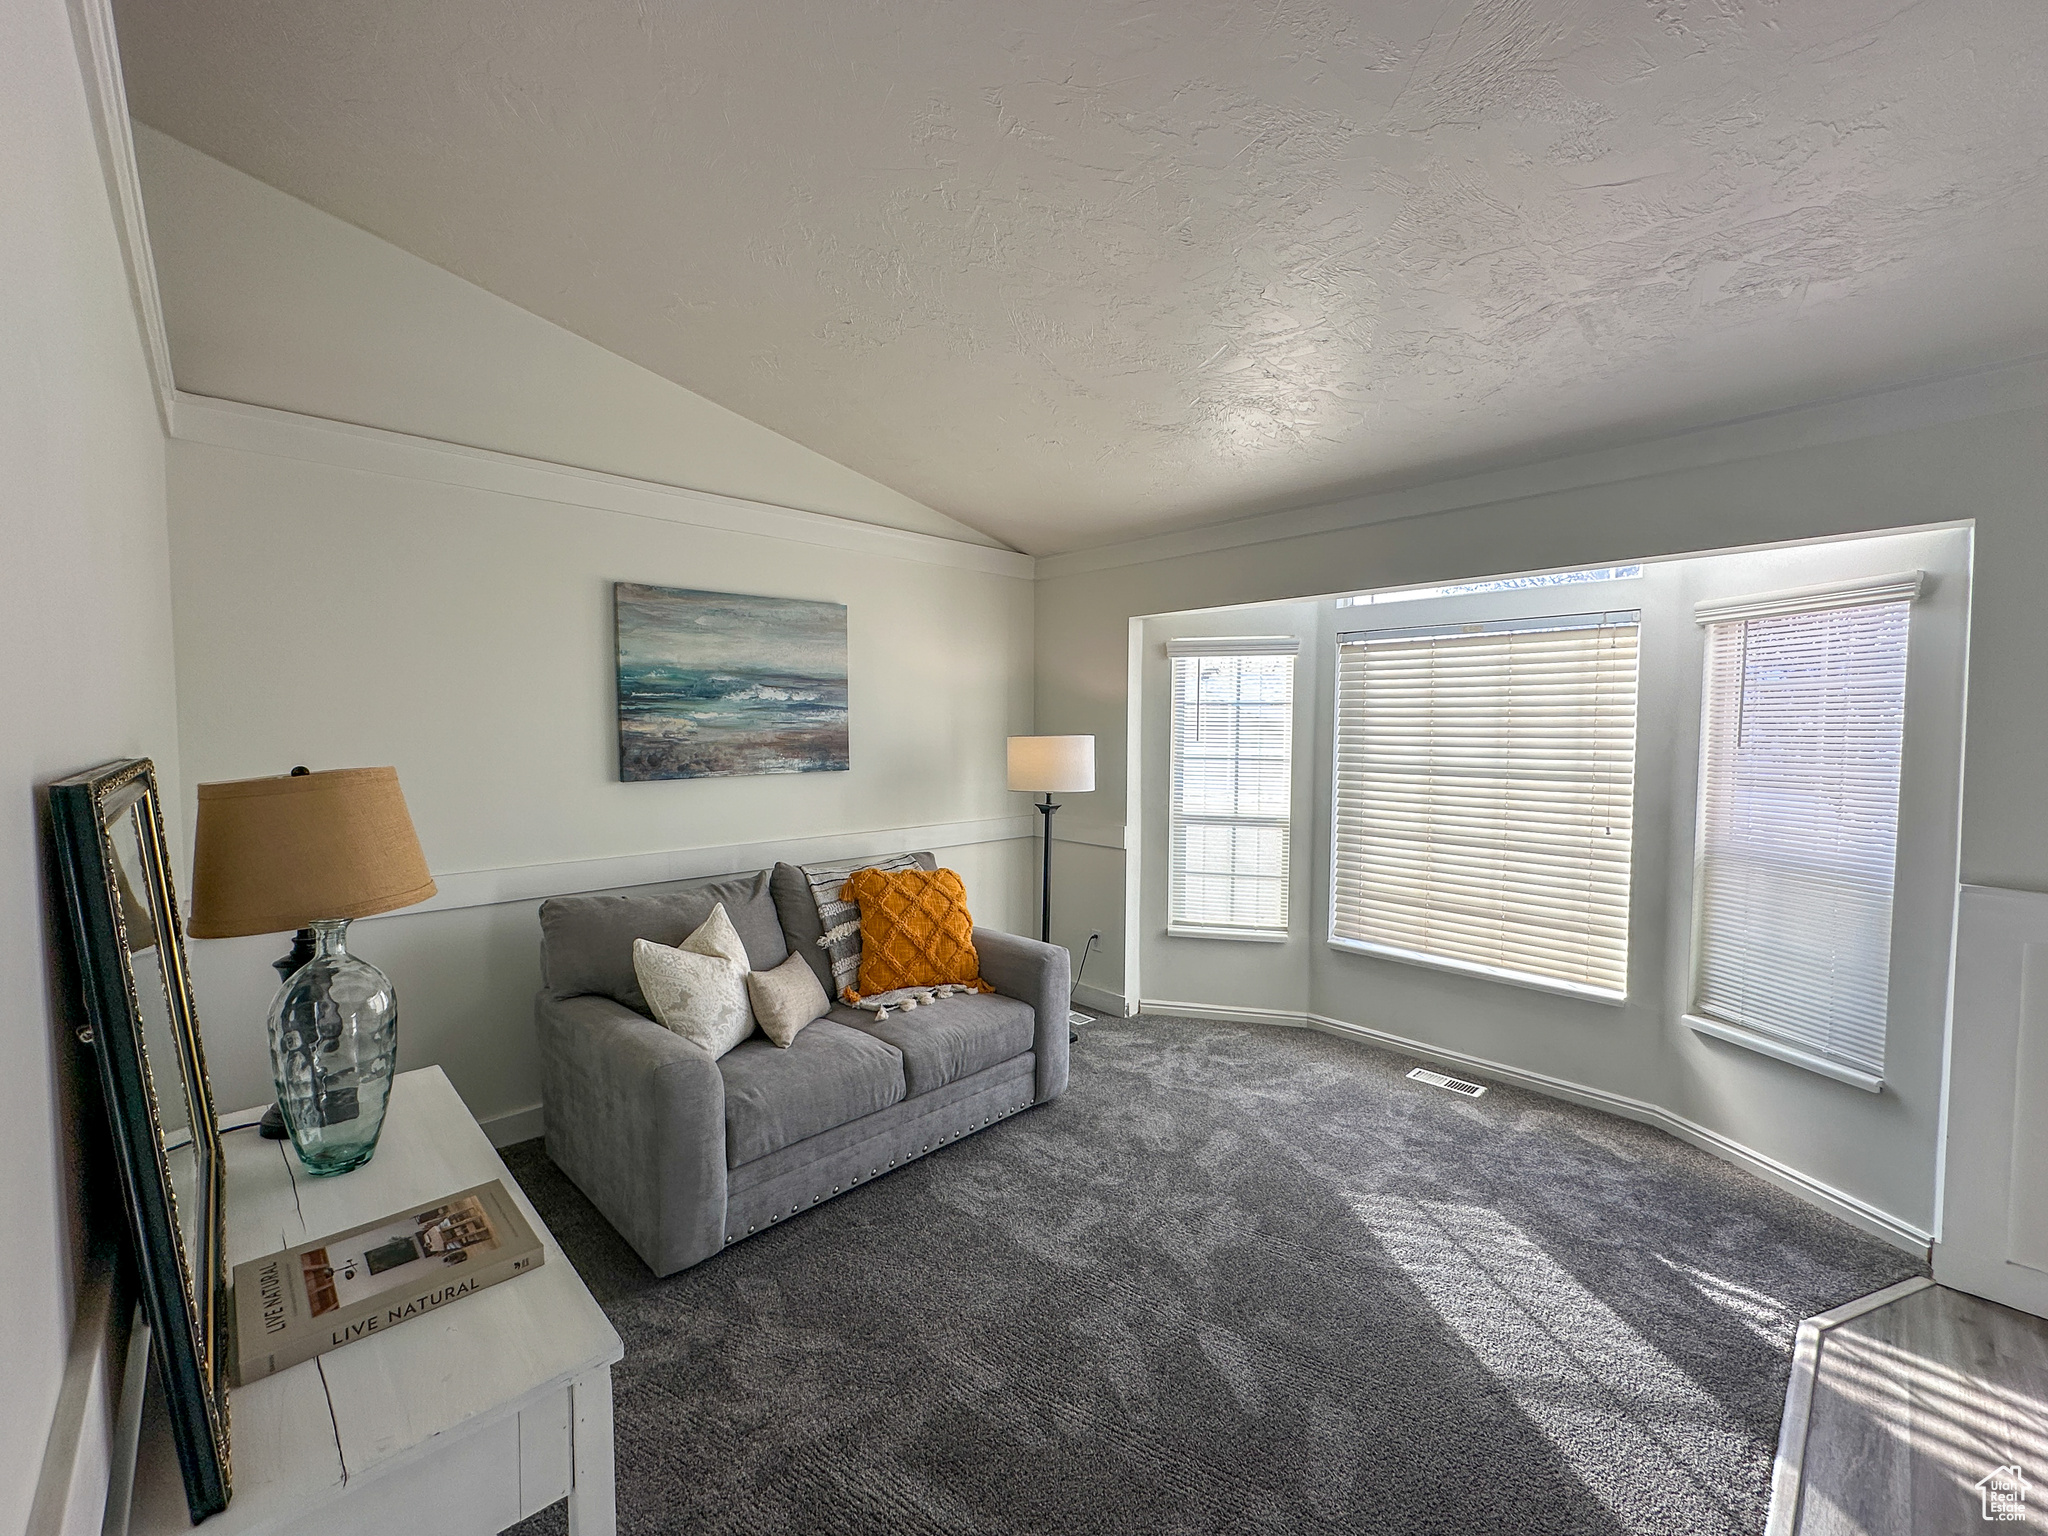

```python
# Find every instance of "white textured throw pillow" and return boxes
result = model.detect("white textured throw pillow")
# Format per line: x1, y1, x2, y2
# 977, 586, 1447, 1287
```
633, 904, 754, 1058
746, 953, 831, 1047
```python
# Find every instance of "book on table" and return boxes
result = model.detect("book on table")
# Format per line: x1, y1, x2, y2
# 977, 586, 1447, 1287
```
232, 1179, 545, 1385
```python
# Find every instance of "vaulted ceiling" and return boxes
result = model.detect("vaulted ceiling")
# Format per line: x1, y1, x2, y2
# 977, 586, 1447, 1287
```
116, 0, 2048, 555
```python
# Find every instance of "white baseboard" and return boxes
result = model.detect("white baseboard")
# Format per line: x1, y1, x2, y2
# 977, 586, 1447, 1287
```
99, 1307, 150, 1536
1072, 983, 1130, 1017
481, 1102, 546, 1148
1140, 998, 1932, 1257
1142, 999, 1309, 1027
28, 1240, 129, 1536
1070, 982, 1131, 1018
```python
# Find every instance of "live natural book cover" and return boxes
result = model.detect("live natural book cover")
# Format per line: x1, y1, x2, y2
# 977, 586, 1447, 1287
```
233, 1179, 544, 1384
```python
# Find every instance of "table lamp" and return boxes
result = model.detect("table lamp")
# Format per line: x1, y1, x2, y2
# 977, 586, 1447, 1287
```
188, 766, 436, 1175
1006, 735, 1095, 946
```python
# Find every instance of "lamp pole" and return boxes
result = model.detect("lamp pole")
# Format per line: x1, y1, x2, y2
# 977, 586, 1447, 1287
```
1036, 792, 1059, 943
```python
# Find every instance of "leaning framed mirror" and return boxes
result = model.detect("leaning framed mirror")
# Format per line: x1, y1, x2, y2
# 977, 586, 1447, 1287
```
52, 758, 231, 1520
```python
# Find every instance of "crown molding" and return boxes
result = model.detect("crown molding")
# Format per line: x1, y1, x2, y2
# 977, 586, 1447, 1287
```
68, 0, 175, 432
168, 392, 1037, 579
1037, 353, 2048, 581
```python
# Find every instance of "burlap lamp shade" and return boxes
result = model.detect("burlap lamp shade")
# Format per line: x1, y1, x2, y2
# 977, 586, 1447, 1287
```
187, 768, 437, 938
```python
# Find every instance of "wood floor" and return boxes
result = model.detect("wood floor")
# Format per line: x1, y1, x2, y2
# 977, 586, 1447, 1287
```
1771, 1278, 2048, 1534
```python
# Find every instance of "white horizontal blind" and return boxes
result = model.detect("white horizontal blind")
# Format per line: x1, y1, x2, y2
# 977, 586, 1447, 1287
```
1331, 614, 1640, 996
1169, 648, 1294, 934
1692, 600, 1911, 1077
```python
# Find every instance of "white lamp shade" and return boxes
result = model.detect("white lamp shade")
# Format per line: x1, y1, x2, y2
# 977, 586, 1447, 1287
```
1008, 735, 1095, 793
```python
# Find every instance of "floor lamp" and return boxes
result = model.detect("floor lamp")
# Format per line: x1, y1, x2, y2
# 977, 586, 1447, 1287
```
1008, 735, 1095, 1039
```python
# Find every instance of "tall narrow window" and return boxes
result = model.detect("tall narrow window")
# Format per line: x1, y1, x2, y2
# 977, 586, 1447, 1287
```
1689, 572, 1921, 1088
1330, 612, 1641, 998
1167, 637, 1297, 938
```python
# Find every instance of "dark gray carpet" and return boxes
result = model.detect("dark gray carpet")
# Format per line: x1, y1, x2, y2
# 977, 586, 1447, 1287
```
503, 1016, 1922, 1536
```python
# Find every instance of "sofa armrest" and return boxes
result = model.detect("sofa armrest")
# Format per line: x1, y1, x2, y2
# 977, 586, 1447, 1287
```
535, 990, 728, 1276
974, 928, 1070, 1103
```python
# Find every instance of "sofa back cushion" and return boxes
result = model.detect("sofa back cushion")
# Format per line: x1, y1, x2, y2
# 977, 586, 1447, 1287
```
541, 869, 787, 1014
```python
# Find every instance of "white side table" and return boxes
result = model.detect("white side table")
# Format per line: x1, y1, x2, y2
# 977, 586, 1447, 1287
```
128, 1067, 624, 1535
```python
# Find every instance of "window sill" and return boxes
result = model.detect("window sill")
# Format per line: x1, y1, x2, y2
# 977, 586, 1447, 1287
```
1682, 1013, 1884, 1093
1324, 935, 1627, 1006
1167, 925, 1289, 944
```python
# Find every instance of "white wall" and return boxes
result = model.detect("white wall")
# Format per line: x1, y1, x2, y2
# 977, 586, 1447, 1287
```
1041, 394, 2048, 1238
1167, 535, 1964, 1229
2, 3, 179, 1527
144, 143, 1039, 1132
1127, 531, 1970, 1234
133, 125, 1002, 550
1135, 601, 1321, 1019
168, 433, 1037, 1124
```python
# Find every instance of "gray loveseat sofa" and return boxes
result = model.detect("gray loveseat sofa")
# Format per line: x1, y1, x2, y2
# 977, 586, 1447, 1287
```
535, 854, 1070, 1276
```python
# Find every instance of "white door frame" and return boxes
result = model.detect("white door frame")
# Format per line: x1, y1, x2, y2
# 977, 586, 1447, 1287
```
1934, 883, 2048, 1317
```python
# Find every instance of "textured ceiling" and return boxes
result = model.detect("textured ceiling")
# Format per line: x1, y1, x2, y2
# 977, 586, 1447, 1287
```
116, 0, 2048, 556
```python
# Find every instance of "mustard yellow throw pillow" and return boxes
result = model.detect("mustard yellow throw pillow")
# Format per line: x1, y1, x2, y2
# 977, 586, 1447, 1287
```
840, 867, 993, 1003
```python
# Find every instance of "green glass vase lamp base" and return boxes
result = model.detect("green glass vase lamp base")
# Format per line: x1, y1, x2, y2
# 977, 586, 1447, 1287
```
257, 924, 318, 1140
267, 918, 398, 1176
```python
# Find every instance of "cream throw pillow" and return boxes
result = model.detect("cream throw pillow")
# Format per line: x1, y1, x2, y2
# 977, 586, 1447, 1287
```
746, 953, 831, 1047
632, 904, 754, 1057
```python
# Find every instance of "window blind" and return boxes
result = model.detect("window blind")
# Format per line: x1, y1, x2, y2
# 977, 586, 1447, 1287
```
1330, 612, 1641, 998
1691, 586, 1915, 1080
1168, 641, 1296, 936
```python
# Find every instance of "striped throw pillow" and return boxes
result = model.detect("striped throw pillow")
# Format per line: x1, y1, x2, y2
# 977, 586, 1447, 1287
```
800, 853, 926, 1001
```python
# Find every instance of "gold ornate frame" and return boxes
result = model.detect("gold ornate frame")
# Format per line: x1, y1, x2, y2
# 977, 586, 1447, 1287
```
52, 757, 231, 1520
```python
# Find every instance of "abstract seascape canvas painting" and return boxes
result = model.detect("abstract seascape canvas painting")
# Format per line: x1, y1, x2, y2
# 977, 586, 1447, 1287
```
615, 583, 849, 780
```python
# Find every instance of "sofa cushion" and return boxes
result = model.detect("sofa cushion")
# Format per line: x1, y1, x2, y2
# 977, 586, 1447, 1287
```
541, 870, 787, 1014
771, 852, 936, 997
830, 992, 1036, 1098
718, 1020, 906, 1167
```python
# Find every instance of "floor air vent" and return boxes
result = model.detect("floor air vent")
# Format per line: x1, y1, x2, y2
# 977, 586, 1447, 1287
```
1407, 1067, 1487, 1098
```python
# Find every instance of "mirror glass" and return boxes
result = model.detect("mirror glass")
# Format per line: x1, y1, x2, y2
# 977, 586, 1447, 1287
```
108, 798, 204, 1292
